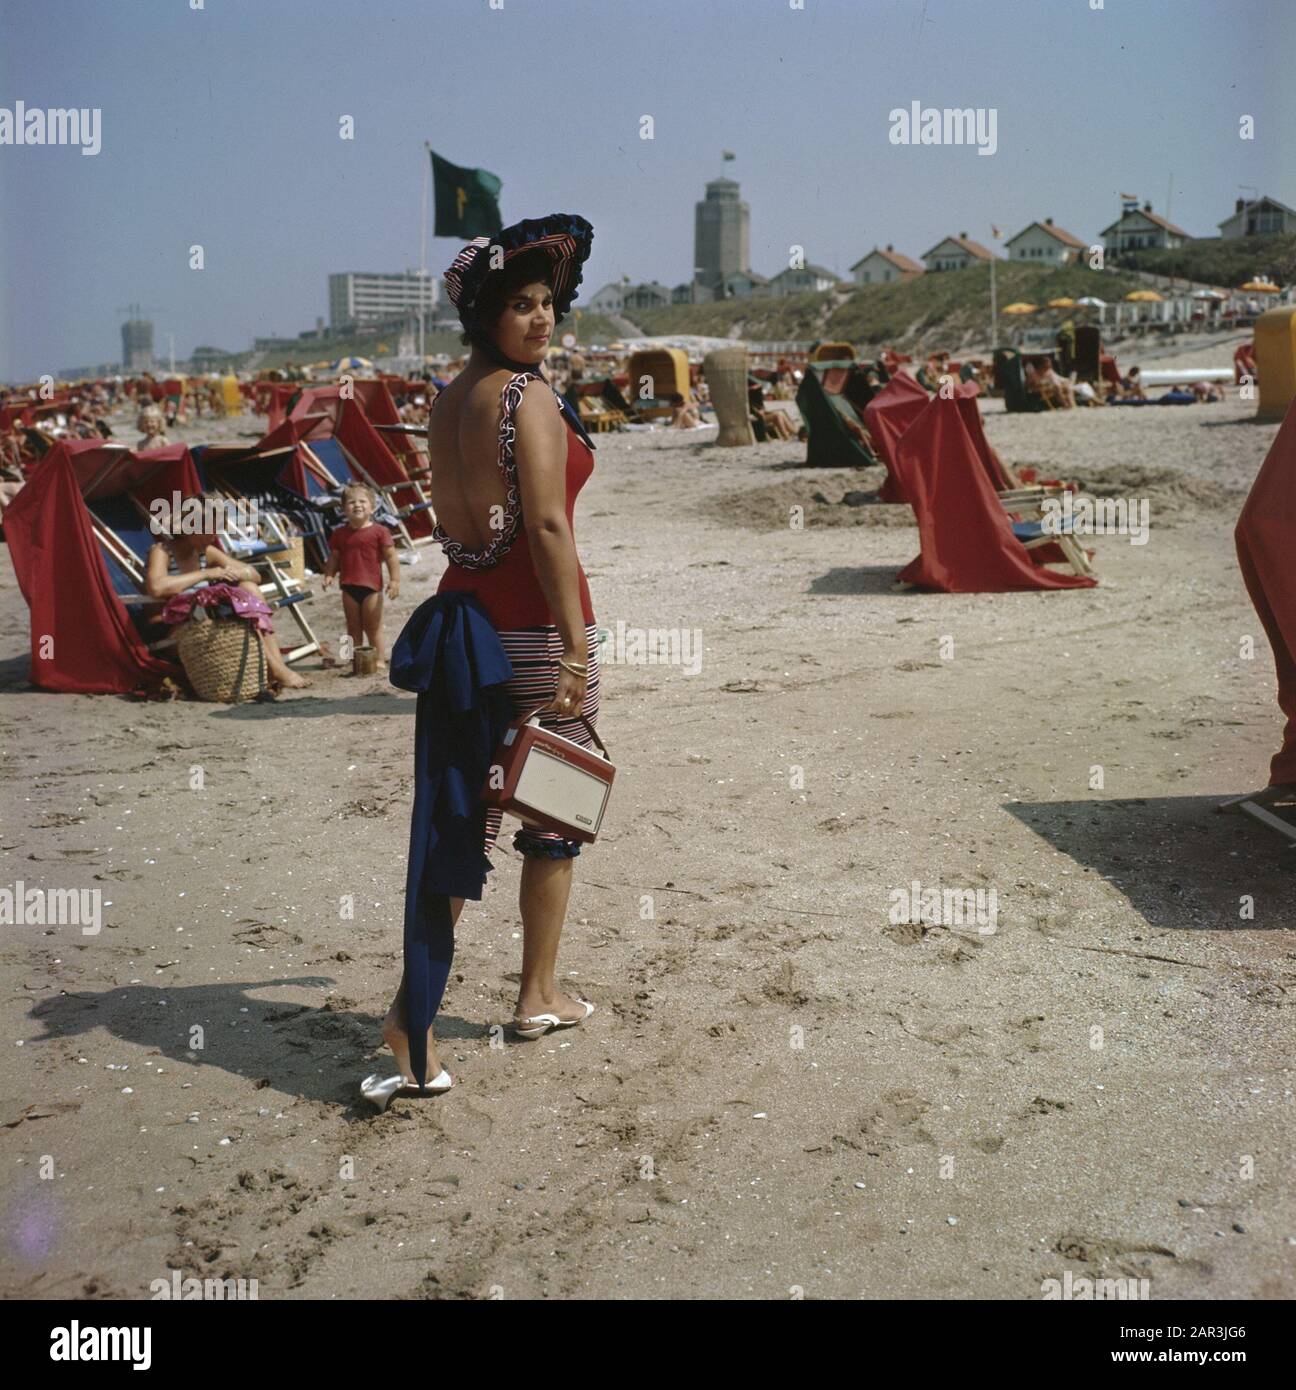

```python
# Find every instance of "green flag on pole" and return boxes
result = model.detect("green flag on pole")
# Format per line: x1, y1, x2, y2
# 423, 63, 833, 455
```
430, 150, 503, 238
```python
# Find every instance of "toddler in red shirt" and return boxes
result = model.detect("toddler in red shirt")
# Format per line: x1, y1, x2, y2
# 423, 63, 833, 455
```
323, 484, 400, 669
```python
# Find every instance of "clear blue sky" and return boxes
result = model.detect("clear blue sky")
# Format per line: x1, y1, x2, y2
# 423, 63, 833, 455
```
1, 0, 1291, 381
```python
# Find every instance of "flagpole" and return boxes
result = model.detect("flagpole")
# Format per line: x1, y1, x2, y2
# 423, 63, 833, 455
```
419, 142, 430, 366
989, 249, 997, 350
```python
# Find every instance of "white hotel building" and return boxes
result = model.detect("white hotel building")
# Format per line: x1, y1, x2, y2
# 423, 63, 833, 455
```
328, 270, 438, 330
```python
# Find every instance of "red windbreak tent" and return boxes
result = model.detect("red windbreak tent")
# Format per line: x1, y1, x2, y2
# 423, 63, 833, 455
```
953, 391, 1016, 492
863, 373, 931, 502
351, 378, 427, 483
4, 439, 203, 693
264, 382, 301, 432
892, 395, 1095, 593
1235, 398, 1296, 785
291, 379, 427, 484
283, 386, 432, 537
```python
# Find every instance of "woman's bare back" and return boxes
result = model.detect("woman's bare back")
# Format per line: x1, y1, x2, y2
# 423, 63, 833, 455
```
426, 368, 518, 551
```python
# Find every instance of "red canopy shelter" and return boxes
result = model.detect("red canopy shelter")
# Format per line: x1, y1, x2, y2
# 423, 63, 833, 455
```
281, 386, 432, 537
863, 373, 930, 502
1235, 398, 1296, 785
4, 440, 203, 693
892, 395, 1096, 593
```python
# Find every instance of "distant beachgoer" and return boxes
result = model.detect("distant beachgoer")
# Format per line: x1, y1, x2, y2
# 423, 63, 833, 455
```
322, 483, 400, 669
144, 528, 310, 689
1074, 379, 1100, 405
1057, 319, 1076, 374
749, 380, 796, 439
1024, 360, 1072, 407
136, 404, 169, 449
1192, 380, 1225, 402
1121, 366, 1147, 401
0, 464, 24, 522
668, 392, 702, 428
1037, 363, 1075, 408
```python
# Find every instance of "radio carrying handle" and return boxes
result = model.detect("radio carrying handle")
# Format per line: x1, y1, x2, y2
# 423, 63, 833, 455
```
517, 705, 610, 760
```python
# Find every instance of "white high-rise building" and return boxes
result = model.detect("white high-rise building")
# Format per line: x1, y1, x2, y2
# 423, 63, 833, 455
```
328, 270, 437, 329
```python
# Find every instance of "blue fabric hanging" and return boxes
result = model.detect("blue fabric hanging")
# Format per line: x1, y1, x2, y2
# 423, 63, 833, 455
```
389, 591, 515, 1086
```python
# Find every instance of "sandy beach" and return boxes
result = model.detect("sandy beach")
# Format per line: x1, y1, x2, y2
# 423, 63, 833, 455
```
3, 343, 1294, 1301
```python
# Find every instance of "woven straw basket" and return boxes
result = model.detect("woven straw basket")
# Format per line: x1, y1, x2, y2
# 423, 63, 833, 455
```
177, 616, 267, 702
702, 347, 756, 447
277, 536, 305, 582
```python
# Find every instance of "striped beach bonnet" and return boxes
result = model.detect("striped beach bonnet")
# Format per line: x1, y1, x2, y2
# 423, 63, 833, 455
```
443, 213, 594, 329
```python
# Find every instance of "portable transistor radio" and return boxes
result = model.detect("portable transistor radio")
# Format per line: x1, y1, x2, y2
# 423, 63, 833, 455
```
481, 706, 615, 843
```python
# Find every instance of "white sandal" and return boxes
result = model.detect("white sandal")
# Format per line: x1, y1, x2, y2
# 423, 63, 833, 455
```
360, 1069, 453, 1111
512, 999, 595, 1039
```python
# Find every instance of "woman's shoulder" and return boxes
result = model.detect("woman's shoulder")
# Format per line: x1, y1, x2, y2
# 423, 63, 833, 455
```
512, 375, 563, 421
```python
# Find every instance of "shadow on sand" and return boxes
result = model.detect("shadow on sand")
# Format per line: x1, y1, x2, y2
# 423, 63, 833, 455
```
208, 690, 413, 721
809, 565, 912, 596
1003, 793, 1294, 932
23, 975, 491, 1115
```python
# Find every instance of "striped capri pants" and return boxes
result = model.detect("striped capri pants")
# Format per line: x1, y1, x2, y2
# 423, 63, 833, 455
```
485, 621, 602, 859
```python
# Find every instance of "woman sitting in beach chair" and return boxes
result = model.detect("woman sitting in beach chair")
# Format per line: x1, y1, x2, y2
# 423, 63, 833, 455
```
1024, 360, 1076, 409
748, 381, 797, 440
144, 527, 310, 689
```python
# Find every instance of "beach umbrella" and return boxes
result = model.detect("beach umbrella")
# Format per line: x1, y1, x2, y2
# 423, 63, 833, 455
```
1000, 302, 1037, 315
1046, 297, 1077, 309
1076, 296, 1107, 308
1124, 289, 1163, 302
1191, 289, 1226, 300
1238, 279, 1281, 293
332, 355, 374, 371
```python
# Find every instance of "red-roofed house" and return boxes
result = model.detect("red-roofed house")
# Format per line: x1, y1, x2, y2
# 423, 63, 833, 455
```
921, 233, 999, 272
1004, 218, 1088, 266
1100, 199, 1191, 253
850, 245, 925, 286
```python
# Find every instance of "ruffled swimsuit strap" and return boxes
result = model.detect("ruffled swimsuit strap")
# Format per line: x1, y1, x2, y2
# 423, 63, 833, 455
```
431, 372, 534, 572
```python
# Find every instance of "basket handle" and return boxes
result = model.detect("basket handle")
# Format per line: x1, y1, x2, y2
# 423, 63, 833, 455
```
517, 704, 609, 760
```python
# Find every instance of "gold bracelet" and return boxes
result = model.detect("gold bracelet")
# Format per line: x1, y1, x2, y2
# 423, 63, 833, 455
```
558, 658, 588, 677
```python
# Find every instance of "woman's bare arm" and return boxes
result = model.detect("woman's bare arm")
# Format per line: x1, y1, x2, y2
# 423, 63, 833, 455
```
143, 543, 255, 597
144, 544, 206, 598
203, 544, 258, 583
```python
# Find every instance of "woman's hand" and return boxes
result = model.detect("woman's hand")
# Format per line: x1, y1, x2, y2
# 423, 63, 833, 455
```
386, 580, 400, 600
210, 565, 248, 584
547, 665, 587, 719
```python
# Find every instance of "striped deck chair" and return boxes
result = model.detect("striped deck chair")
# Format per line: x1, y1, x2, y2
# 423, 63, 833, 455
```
85, 492, 319, 664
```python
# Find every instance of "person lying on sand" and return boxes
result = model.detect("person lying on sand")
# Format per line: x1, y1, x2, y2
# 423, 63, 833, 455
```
144, 527, 311, 689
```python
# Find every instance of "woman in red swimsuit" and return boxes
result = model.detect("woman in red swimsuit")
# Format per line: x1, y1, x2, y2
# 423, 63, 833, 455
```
379, 214, 602, 1084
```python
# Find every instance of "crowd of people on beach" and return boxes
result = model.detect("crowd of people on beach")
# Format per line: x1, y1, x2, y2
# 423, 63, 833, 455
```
0, 317, 1252, 705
